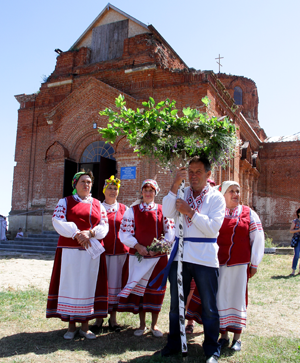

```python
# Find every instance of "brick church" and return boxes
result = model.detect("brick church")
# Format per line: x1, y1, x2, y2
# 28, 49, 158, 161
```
11, 3, 300, 243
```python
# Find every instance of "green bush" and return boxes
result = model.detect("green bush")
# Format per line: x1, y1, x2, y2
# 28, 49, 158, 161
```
264, 232, 274, 248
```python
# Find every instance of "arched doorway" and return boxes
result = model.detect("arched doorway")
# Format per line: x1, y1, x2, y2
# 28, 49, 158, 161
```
63, 141, 117, 201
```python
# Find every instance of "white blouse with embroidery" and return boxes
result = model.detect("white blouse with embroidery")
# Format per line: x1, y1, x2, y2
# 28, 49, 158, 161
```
119, 202, 175, 248
102, 201, 128, 214
163, 185, 226, 268
52, 194, 108, 240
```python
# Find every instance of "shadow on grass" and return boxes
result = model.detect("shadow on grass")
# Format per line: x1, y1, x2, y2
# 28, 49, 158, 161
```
124, 342, 208, 363
0, 326, 210, 362
125, 344, 235, 363
0, 327, 150, 359
270, 274, 299, 279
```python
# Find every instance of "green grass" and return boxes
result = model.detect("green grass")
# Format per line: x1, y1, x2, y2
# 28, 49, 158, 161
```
0, 290, 46, 322
0, 255, 300, 362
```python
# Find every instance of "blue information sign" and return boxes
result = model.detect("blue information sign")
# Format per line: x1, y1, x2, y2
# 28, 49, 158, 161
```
120, 166, 136, 180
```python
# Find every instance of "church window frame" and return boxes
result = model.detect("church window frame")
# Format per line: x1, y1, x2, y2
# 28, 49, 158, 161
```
80, 141, 115, 162
234, 86, 243, 105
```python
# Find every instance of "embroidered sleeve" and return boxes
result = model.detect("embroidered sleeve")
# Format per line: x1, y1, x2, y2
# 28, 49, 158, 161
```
191, 193, 226, 237
52, 198, 79, 238
250, 209, 265, 267
119, 208, 138, 248
163, 216, 176, 244
162, 191, 178, 219
94, 202, 109, 240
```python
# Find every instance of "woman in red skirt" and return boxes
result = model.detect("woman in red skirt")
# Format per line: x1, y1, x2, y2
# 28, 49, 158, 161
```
118, 179, 175, 337
46, 170, 109, 340
93, 175, 129, 332
187, 181, 264, 351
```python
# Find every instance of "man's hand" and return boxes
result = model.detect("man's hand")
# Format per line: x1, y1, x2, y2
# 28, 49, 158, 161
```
176, 199, 195, 219
171, 167, 188, 194
249, 266, 257, 278
135, 243, 148, 256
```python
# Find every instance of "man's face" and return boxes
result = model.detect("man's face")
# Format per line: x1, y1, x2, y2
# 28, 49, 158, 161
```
188, 161, 211, 192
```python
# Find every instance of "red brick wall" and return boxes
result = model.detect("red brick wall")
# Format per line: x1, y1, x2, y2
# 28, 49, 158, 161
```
217, 73, 267, 141
257, 140, 300, 229
12, 29, 263, 232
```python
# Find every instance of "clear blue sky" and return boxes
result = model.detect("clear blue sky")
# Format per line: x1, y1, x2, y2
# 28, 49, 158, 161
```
0, 0, 299, 217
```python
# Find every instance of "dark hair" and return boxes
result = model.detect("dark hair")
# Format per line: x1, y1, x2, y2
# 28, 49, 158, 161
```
188, 155, 211, 172
78, 169, 94, 185
297, 208, 300, 218
142, 183, 155, 190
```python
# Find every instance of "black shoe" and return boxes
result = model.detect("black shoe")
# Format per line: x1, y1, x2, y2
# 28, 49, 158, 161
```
218, 338, 230, 348
89, 319, 103, 333
206, 355, 218, 363
231, 339, 242, 351
153, 346, 180, 357
108, 318, 121, 332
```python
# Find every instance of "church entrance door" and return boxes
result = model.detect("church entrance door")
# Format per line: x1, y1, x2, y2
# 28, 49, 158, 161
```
79, 157, 117, 202
63, 141, 117, 201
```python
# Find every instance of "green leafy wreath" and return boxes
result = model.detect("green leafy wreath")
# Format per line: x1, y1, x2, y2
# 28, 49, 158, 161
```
99, 95, 237, 168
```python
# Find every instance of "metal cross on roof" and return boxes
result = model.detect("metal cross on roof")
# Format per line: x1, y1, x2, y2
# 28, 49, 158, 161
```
215, 54, 224, 73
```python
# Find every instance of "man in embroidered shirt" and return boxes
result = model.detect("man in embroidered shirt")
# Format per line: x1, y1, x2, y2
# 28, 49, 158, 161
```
156, 156, 225, 363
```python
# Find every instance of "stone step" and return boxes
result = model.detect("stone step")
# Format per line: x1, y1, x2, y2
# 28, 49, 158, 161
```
42, 231, 59, 235
27, 234, 59, 239
7, 240, 57, 247
0, 231, 59, 254
11, 237, 58, 244
0, 243, 56, 254
15, 237, 59, 243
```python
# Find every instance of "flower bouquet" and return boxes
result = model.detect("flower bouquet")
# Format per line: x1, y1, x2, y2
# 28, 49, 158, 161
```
135, 235, 173, 262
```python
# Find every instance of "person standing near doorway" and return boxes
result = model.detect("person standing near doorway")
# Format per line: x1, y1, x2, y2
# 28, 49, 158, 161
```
92, 176, 129, 332
46, 170, 109, 340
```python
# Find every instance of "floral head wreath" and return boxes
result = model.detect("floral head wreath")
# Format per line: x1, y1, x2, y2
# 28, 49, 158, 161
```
72, 171, 86, 195
103, 175, 121, 194
141, 179, 160, 196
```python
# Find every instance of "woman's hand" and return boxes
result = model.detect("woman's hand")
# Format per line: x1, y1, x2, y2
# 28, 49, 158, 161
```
149, 251, 159, 257
75, 232, 91, 248
289, 222, 300, 234
135, 243, 148, 256
249, 266, 257, 278
80, 230, 90, 239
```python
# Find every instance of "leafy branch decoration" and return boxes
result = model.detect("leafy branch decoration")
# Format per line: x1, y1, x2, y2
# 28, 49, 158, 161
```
98, 94, 237, 167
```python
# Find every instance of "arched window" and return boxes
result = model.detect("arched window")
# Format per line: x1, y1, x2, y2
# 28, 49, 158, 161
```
234, 86, 243, 105
80, 141, 115, 162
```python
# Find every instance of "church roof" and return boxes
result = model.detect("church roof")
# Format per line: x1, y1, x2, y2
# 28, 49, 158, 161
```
70, 3, 149, 50
69, 3, 188, 68
264, 132, 300, 143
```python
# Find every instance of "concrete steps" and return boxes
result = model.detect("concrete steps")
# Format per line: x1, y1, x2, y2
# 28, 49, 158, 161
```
0, 231, 59, 254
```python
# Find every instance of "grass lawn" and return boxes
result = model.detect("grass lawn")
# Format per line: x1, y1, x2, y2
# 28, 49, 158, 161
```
0, 254, 300, 362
